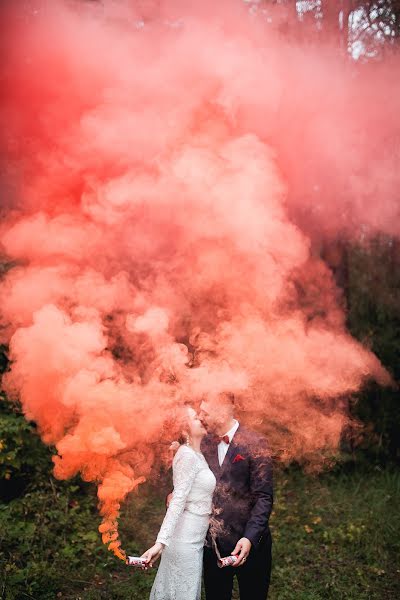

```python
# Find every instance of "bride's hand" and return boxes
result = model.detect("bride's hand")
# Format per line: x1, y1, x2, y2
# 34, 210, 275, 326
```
140, 542, 164, 567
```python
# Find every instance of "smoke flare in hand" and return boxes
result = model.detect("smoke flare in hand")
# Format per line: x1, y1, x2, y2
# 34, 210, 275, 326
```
0, 0, 397, 557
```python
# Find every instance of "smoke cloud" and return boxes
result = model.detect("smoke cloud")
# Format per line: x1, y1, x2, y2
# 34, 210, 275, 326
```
0, 0, 397, 558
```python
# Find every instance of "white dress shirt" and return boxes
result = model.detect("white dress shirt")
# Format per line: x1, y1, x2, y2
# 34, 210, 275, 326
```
218, 419, 240, 466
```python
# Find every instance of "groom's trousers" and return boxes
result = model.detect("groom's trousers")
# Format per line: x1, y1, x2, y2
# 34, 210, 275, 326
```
203, 533, 272, 600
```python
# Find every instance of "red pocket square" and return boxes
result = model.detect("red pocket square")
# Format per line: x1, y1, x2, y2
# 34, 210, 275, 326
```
232, 454, 245, 464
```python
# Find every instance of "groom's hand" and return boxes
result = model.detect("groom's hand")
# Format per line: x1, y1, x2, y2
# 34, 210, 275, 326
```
231, 537, 252, 567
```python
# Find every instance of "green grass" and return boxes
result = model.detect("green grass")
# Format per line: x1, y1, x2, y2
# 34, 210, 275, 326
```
269, 467, 400, 600
1, 467, 399, 600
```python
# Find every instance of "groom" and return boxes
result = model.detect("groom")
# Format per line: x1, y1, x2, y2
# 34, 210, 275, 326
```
199, 392, 273, 600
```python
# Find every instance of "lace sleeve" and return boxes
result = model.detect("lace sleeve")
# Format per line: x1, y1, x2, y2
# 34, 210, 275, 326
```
156, 446, 200, 547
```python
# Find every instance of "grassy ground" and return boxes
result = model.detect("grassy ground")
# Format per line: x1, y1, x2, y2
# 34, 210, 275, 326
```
269, 467, 400, 600
1, 466, 399, 600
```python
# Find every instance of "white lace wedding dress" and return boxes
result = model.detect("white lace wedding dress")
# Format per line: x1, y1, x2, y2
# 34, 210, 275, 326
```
149, 445, 216, 600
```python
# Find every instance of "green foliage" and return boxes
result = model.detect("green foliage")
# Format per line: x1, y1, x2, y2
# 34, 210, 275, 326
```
346, 237, 400, 463
269, 467, 400, 600
0, 396, 115, 599
0, 399, 51, 491
0, 475, 118, 600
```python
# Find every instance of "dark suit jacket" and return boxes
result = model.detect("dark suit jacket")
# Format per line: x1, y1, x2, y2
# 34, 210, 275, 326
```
201, 425, 273, 556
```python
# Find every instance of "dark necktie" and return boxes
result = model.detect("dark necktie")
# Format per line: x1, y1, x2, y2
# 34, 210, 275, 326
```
212, 434, 229, 444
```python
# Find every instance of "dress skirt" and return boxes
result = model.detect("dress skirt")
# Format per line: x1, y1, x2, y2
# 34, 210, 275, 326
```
149, 510, 210, 600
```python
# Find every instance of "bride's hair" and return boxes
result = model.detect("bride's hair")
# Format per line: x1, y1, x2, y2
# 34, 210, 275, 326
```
168, 402, 194, 448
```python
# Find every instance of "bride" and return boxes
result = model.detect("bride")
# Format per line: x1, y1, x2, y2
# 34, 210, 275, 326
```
141, 406, 216, 600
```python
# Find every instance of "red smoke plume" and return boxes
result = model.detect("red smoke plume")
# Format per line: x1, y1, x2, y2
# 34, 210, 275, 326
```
0, 0, 397, 558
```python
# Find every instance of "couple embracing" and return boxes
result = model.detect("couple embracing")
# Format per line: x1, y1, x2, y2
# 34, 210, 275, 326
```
141, 392, 273, 600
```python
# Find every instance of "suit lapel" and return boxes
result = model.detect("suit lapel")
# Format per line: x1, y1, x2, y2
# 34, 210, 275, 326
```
201, 435, 220, 477
202, 425, 244, 479
219, 424, 241, 477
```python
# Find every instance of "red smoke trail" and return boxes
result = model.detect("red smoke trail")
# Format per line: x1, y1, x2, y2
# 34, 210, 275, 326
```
0, 0, 397, 558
